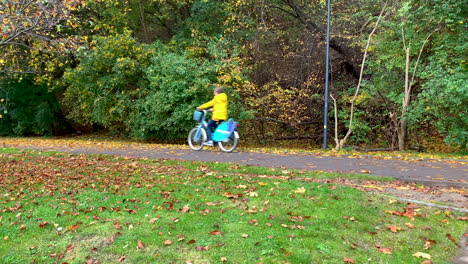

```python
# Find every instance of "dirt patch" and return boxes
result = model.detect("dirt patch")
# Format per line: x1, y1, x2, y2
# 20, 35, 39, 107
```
302, 177, 468, 211
380, 186, 467, 210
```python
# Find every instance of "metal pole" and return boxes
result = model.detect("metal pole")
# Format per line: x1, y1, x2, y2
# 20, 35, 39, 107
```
323, 0, 331, 150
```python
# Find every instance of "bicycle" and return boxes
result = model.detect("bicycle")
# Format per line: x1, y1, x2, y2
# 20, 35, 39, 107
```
187, 110, 240, 152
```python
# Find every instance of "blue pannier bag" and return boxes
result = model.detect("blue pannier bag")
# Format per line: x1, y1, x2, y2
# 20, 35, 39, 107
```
213, 119, 236, 142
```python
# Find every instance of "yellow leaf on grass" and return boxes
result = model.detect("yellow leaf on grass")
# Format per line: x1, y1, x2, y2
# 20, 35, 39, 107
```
249, 192, 259, 197
294, 187, 306, 194
363, 185, 383, 191
412, 252, 431, 259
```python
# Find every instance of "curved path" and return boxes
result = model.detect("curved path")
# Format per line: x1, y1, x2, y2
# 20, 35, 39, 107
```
2, 140, 466, 188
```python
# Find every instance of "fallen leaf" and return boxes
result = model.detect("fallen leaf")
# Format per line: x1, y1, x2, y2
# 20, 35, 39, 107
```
412, 252, 431, 259
206, 202, 223, 206
375, 245, 392, 254
221, 257, 228, 262
149, 217, 159, 223
387, 225, 402, 233
343, 257, 355, 263
66, 245, 74, 253
446, 234, 458, 246
405, 223, 415, 229
137, 241, 145, 249
109, 232, 122, 243
196, 245, 210, 251
180, 205, 190, 214
294, 187, 306, 194
164, 240, 173, 246
424, 238, 436, 249
208, 230, 222, 235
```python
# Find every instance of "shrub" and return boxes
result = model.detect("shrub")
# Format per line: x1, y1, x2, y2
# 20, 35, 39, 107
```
0, 79, 65, 136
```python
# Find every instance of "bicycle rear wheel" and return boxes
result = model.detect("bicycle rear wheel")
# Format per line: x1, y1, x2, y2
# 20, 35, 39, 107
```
188, 127, 207, 150
218, 131, 239, 152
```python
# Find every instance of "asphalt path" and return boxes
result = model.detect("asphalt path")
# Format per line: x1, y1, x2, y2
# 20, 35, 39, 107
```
4, 143, 467, 188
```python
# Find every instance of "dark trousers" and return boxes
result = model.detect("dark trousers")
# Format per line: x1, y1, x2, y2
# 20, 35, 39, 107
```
207, 119, 224, 141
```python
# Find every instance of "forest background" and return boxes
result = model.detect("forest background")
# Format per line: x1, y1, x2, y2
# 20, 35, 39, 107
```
0, 0, 466, 152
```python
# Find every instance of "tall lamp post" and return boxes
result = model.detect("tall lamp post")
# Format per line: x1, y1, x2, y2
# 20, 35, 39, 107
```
323, 0, 331, 150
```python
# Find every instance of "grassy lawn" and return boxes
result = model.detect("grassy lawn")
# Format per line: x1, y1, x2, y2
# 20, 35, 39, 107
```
0, 148, 466, 264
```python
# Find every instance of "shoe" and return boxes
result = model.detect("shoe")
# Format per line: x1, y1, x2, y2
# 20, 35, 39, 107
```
203, 140, 214, 146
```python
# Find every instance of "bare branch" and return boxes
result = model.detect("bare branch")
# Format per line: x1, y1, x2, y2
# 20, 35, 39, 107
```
334, 1, 388, 149
342, 2, 387, 143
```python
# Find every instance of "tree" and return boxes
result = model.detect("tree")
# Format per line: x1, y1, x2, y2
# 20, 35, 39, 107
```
366, 0, 467, 149
0, 0, 83, 75
0, 0, 82, 46
61, 32, 152, 132
269, 0, 363, 78
331, 2, 387, 150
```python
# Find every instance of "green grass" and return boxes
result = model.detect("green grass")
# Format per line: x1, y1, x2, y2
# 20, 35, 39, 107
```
0, 148, 466, 264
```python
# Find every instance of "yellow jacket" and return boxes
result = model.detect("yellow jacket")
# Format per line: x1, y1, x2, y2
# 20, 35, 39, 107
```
199, 93, 228, 121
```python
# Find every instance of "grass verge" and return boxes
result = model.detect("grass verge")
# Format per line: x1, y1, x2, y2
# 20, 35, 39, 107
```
0, 148, 466, 264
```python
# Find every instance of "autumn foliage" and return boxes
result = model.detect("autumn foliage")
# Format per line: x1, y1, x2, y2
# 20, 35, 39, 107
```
0, 0, 466, 150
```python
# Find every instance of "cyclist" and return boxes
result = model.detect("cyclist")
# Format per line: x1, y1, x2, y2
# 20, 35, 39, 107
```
196, 86, 228, 146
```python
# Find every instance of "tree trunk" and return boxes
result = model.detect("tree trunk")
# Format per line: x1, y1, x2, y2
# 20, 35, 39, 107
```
399, 47, 411, 151
139, 0, 150, 43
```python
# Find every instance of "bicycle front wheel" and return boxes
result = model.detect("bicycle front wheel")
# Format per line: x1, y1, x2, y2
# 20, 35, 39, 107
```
188, 127, 207, 151
218, 131, 239, 153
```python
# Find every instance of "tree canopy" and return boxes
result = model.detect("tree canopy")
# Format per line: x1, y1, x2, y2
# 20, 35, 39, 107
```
0, 0, 466, 151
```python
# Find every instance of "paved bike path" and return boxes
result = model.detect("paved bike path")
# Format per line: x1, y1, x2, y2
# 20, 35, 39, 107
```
4, 142, 467, 188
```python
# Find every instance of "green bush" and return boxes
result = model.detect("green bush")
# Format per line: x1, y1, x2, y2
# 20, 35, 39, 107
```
0, 79, 65, 136
61, 32, 152, 133
62, 32, 249, 141
365, 0, 467, 148
129, 41, 248, 141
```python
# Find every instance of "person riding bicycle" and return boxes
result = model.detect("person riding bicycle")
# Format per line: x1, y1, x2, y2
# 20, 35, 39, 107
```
196, 86, 228, 146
